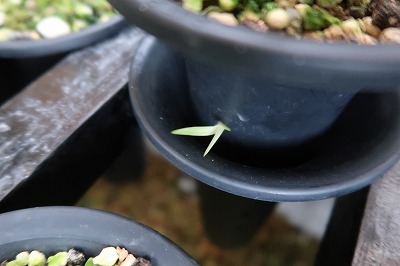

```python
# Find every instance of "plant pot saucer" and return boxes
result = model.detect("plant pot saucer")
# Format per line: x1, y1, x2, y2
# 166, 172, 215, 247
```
0, 206, 198, 266
129, 36, 400, 202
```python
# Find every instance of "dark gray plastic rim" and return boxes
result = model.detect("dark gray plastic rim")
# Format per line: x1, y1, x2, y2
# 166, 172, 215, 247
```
0, 15, 127, 58
111, 0, 400, 86
0, 206, 198, 266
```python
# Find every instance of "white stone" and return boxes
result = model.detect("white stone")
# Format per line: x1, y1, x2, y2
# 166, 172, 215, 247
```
36, 16, 71, 39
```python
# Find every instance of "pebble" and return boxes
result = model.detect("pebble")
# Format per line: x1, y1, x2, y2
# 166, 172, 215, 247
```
379, 27, 400, 44
264, 8, 290, 30
207, 12, 239, 26
36, 16, 71, 39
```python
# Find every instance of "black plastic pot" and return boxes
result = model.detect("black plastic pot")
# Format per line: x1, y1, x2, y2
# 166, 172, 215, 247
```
185, 58, 356, 149
109, 0, 400, 92
128, 36, 400, 202
0, 15, 127, 105
127, 37, 400, 247
110, 0, 400, 151
0, 206, 198, 266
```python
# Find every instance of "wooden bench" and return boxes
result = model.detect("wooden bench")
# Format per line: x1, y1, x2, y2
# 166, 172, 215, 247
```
0, 26, 399, 266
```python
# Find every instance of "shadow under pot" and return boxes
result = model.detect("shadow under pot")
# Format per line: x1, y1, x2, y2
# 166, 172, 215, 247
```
0, 206, 198, 266
0, 15, 127, 105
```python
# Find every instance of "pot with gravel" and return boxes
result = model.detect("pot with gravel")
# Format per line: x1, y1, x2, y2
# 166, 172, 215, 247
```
112, 0, 400, 247
0, 0, 127, 104
0, 206, 198, 266
111, 0, 399, 158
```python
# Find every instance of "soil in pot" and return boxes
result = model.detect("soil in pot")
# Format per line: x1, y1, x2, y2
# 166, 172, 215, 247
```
0, 207, 198, 266
180, 0, 400, 45
2, 247, 152, 266
0, 0, 127, 105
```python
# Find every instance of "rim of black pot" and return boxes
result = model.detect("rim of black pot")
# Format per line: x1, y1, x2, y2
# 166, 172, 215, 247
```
0, 15, 127, 58
129, 36, 400, 202
0, 206, 198, 266
111, 0, 400, 91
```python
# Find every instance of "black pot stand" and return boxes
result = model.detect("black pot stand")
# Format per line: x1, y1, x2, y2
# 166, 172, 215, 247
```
128, 36, 400, 247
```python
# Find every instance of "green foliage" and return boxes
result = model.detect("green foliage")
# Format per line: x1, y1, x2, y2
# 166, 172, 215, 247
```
302, 6, 341, 30
28, 251, 46, 266
182, 0, 203, 12
47, 252, 68, 266
84, 258, 94, 266
262, 2, 279, 12
171, 121, 231, 157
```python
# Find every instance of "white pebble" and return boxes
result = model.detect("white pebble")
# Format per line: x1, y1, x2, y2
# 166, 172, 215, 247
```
36, 16, 71, 39
264, 8, 290, 30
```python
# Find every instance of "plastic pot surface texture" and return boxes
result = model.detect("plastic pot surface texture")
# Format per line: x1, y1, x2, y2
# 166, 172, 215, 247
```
0, 206, 198, 266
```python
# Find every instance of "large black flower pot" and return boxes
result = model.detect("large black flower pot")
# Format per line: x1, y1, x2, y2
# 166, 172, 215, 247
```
0, 206, 198, 266
127, 37, 400, 247
0, 16, 127, 105
110, 0, 400, 149
111, 0, 400, 248
129, 36, 400, 202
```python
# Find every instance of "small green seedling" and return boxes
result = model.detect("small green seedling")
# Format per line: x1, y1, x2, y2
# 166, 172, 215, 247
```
171, 121, 231, 157
28, 251, 46, 266
47, 252, 68, 266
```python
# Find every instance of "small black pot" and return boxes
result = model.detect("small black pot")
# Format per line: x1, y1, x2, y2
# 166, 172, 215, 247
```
0, 206, 198, 266
109, 0, 400, 91
0, 16, 127, 105
110, 0, 400, 152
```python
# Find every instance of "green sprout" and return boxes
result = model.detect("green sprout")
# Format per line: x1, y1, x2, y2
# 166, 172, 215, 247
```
302, 5, 341, 30
83, 258, 94, 266
47, 252, 68, 266
182, 0, 203, 13
171, 121, 231, 157
28, 251, 46, 266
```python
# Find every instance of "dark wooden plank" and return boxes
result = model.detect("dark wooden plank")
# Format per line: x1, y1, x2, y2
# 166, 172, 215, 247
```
352, 160, 400, 265
0, 27, 146, 211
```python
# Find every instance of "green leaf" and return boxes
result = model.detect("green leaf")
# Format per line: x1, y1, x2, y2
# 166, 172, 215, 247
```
84, 258, 94, 266
171, 121, 231, 157
15, 252, 29, 266
171, 126, 218, 136
28, 251, 46, 266
182, 0, 203, 13
47, 252, 68, 266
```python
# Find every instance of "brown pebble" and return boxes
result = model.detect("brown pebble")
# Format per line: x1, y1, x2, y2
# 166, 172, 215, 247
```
379, 27, 400, 44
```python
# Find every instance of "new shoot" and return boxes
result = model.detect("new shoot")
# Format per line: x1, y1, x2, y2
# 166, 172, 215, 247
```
171, 121, 231, 157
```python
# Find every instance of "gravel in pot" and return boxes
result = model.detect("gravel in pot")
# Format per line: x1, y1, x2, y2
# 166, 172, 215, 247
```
0, 207, 198, 266
0, 0, 127, 104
